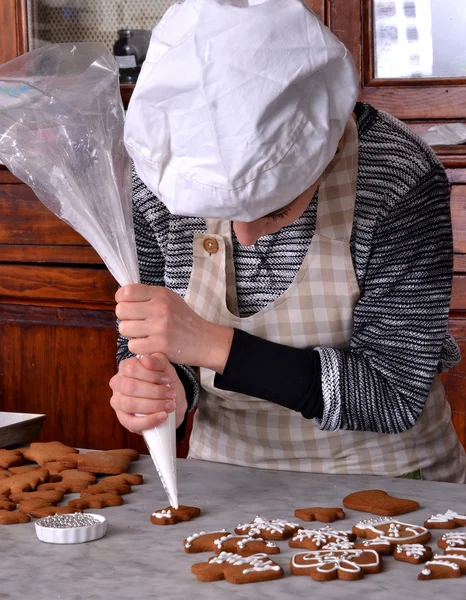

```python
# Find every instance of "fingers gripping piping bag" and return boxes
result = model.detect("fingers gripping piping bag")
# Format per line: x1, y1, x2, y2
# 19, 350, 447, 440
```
0, 43, 178, 509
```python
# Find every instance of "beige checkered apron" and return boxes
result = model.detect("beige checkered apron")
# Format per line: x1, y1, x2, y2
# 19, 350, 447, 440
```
184, 118, 466, 482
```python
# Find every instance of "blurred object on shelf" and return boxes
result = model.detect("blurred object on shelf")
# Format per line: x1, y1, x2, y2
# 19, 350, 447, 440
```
113, 29, 151, 84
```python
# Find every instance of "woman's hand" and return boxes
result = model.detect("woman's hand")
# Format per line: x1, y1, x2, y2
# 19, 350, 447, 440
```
116, 284, 233, 373
109, 353, 188, 433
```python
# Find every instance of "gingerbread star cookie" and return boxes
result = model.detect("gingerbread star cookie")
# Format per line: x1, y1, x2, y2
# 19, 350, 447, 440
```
234, 516, 301, 540
289, 526, 356, 550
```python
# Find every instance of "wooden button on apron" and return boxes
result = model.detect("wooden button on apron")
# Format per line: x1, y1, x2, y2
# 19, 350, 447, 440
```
203, 237, 219, 254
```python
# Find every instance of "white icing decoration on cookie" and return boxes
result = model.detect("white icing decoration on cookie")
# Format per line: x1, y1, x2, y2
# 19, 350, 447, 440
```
209, 552, 281, 573
152, 509, 172, 518
184, 530, 227, 548
395, 544, 427, 558
355, 519, 428, 543
236, 516, 300, 536
423, 557, 460, 571
426, 509, 466, 523
323, 541, 355, 551
291, 526, 353, 547
441, 532, 466, 547
291, 549, 380, 574
360, 537, 392, 548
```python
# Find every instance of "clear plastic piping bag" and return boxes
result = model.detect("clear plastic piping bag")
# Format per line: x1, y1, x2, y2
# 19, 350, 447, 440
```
0, 42, 178, 508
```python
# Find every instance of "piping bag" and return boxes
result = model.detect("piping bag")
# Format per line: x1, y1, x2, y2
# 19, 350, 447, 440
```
0, 42, 178, 509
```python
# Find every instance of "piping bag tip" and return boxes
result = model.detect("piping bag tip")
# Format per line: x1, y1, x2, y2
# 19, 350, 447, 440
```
141, 411, 178, 509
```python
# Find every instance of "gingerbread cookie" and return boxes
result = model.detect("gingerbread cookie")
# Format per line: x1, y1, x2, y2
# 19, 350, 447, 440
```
150, 505, 201, 525
22, 442, 78, 466
353, 518, 431, 547
214, 534, 280, 557
82, 482, 131, 496
107, 448, 140, 461
343, 490, 419, 516
294, 507, 345, 523
191, 552, 284, 584
418, 554, 465, 580
17, 498, 56, 514
393, 544, 433, 564
184, 530, 230, 553
0, 470, 11, 480
0, 471, 45, 496
424, 509, 466, 529
290, 549, 382, 581
235, 516, 301, 540
0, 495, 15, 511
29, 505, 81, 518
289, 526, 356, 550
354, 537, 393, 554
438, 532, 466, 550
9, 489, 65, 504
68, 492, 124, 510
0, 449, 24, 469
0, 510, 31, 525
76, 452, 130, 475
102, 473, 143, 486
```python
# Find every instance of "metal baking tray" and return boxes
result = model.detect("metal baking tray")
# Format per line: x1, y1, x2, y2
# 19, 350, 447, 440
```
0, 412, 46, 448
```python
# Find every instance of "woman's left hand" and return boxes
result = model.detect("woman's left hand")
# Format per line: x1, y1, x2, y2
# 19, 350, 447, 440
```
116, 284, 233, 373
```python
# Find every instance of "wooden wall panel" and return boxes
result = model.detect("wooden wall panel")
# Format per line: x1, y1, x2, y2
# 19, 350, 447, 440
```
444, 319, 466, 449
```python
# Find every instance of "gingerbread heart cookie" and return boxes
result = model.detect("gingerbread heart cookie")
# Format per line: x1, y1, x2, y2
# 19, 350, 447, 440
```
290, 549, 382, 581
343, 490, 419, 516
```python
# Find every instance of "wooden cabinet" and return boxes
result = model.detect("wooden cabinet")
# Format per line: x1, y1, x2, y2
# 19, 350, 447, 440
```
1, 0, 465, 453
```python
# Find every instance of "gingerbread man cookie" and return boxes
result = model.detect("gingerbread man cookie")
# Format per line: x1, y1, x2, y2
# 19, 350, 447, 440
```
235, 516, 301, 540
294, 507, 345, 523
424, 509, 466, 529
289, 526, 356, 550
353, 518, 432, 547
191, 552, 284, 584
150, 505, 201, 525
290, 549, 382, 581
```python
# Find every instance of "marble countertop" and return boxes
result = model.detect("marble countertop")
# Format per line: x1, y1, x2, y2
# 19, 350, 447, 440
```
2, 455, 466, 600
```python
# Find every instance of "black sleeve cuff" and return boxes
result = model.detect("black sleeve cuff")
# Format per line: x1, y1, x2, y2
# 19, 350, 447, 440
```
213, 328, 323, 419
173, 365, 197, 441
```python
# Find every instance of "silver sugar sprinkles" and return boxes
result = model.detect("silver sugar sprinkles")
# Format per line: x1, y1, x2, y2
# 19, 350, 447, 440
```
37, 513, 101, 529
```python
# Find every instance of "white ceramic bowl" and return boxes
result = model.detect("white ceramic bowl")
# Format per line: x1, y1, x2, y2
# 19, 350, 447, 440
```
35, 513, 107, 544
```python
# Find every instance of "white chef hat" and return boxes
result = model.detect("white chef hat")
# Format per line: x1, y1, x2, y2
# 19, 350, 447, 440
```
124, 0, 359, 222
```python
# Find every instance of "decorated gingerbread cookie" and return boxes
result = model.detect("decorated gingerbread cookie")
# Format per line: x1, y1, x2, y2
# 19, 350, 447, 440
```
290, 549, 382, 581
184, 530, 230, 553
393, 544, 433, 564
214, 534, 280, 557
294, 507, 345, 523
353, 518, 431, 547
354, 537, 393, 554
150, 505, 201, 525
424, 509, 466, 529
289, 526, 356, 550
191, 552, 284, 584
343, 490, 419, 516
418, 554, 466, 580
438, 531, 466, 550
235, 516, 301, 540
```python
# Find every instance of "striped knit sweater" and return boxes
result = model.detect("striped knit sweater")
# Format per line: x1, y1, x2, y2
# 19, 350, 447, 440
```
117, 102, 460, 434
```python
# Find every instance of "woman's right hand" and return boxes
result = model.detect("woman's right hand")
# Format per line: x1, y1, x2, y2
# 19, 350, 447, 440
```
109, 353, 188, 434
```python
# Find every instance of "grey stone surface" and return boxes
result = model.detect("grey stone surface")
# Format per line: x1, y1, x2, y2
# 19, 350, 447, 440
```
2, 455, 466, 599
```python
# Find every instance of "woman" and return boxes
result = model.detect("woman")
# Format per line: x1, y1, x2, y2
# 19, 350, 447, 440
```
110, 0, 466, 482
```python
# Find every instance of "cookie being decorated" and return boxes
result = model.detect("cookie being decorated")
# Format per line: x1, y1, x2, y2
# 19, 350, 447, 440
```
424, 509, 466, 530
353, 518, 431, 547
343, 490, 419, 516
151, 505, 200, 525
294, 507, 345, 523
235, 516, 301, 540
214, 534, 280, 557
290, 549, 382, 581
191, 552, 284, 584
393, 544, 433, 564
289, 526, 356, 550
